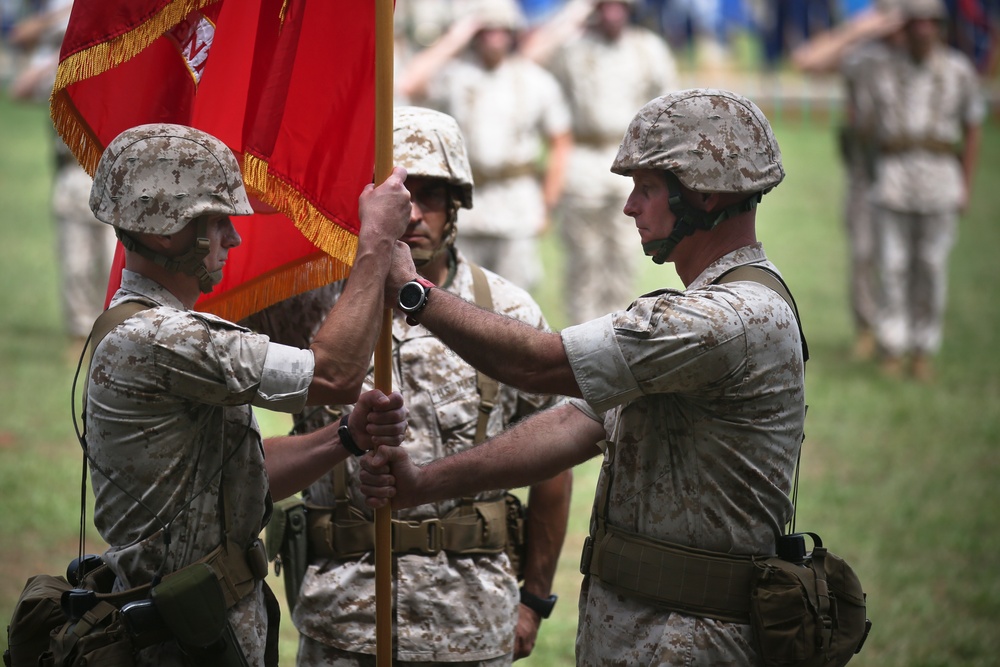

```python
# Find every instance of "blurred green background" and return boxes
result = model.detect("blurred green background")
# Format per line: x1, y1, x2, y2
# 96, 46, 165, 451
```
2, 90, 999, 666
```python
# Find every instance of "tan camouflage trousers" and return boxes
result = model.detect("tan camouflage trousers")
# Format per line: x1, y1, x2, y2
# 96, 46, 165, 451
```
843, 158, 881, 335
873, 206, 958, 356
576, 578, 762, 666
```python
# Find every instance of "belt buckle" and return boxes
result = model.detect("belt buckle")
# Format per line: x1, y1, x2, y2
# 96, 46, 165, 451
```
394, 518, 443, 554
422, 518, 443, 554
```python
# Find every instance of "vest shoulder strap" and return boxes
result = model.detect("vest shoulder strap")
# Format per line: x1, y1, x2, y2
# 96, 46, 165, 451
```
714, 264, 809, 362
467, 262, 498, 445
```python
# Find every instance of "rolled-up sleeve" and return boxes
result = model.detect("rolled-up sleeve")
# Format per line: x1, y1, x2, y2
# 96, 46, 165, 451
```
253, 343, 315, 413
561, 315, 642, 414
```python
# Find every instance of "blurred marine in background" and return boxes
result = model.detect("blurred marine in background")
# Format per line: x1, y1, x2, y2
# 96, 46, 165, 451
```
864, 0, 984, 381
526, 0, 679, 323
399, 0, 572, 293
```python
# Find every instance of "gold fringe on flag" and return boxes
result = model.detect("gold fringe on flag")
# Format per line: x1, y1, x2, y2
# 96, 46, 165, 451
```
184, 152, 360, 321
242, 153, 359, 269
47, 0, 364, 322
196, 251, 350, 322
49, 0, 218, 175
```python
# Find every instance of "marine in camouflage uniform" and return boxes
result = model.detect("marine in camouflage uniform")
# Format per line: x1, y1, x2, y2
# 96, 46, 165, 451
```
85, 124, 410, 666
399, 0, 572, 292
838, 1, 906, 360
864, 0, 984, 380
249, 108, 571, 666
542, 0, 678, 324
362, 89, 806, 666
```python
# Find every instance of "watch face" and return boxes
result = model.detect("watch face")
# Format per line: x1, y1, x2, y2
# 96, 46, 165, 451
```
399, 281, 426, 311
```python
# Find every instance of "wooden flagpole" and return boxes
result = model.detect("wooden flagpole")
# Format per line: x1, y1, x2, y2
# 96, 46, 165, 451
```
373, 0, 395, 664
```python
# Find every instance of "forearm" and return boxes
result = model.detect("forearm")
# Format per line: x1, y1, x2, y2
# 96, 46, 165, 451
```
398, 19, 477, 100
521, 469, 573, 599
961, 123, 981, 201
518, 0, 591, 64
419, 404, 601, 505
308, 237, 394, 404
417, 287, 581, 397
264, 422, 350, 501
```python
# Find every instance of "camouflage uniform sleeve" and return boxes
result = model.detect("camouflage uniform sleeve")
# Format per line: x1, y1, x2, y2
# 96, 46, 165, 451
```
955, 54, 986, 126
146, 310, 272, 406
251, 342, 314, 413
535, 63, 572, 137
641, 30, 679, 96
562, 293, 747, 413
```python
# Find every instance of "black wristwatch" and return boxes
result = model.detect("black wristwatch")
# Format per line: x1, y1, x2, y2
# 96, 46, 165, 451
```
398, 277, 435, 325
519, 587, 558, 619
338, 415, 365, 457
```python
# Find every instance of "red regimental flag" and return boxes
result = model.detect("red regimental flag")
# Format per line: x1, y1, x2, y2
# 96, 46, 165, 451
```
51, 0, 376, 321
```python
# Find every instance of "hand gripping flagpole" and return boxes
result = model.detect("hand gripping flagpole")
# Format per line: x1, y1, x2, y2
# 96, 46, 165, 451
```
373, 0, 395, 664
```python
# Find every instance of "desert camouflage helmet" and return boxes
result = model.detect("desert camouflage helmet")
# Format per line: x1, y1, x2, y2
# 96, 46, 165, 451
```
874, 0, 903, 11
471, 0, 527, 31
394, 106, 473, 209
900, 0, 947, 20
90, 123, 253, 236
612, 88, 785, 195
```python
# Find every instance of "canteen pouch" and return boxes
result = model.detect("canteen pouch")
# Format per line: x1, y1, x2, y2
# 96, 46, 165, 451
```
750, 533, 870, 667
4, 575, 73, 667
264, 495, 308, 613
48, 597, 135, 667
6, 562, 141, 667
150, 563, 248, 667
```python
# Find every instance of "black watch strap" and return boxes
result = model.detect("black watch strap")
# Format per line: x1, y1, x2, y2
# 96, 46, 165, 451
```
519, 587, 557, 619
338, 415, 365, 457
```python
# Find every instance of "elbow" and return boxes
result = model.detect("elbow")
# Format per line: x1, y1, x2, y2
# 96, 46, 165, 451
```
508, 362, 581, 398
305, 365, 367, 406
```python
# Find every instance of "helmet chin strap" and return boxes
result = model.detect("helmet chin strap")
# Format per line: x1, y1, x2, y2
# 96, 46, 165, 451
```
642, 174, 763, 265
116, 218, 221, 294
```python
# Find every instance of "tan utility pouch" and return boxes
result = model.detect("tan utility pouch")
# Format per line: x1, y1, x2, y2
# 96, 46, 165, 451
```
750, 533, 870, 667
151, 563, 250, 667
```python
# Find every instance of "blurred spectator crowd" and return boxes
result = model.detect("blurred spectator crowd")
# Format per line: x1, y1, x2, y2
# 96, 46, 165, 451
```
384, 0, 998, 74
4, 1, 997, 81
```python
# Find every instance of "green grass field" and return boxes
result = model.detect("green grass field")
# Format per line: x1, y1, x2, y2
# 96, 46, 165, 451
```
2, 92, 999, 666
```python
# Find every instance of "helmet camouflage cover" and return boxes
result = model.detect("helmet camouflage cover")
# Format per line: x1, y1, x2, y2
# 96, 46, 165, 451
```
90, 123, 253, 236
612, 88, 785, 195
900, 0, 947, 20
469, 0, 526, 31
394, 106, 474, 209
